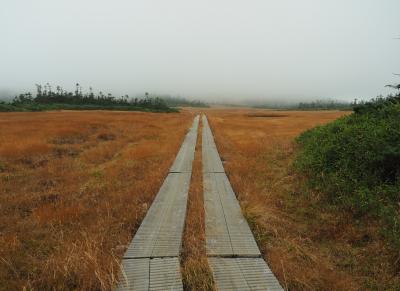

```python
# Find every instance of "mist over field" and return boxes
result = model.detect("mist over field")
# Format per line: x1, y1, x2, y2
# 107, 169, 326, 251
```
1, 2, 400, 289
1, 0, 400, 103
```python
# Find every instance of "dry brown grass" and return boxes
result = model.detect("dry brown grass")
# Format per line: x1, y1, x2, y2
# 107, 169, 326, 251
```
181, 116, 215, 291
3, 108, 397, 290
206, 108, 399, 290
0, 110, 193, 290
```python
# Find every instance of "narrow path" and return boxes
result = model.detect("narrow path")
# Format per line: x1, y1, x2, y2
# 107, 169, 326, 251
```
117, 115, 199, 291
202, 115, 283, 291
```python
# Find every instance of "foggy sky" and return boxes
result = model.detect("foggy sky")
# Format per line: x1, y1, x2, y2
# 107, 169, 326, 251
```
1, 0, 400, 102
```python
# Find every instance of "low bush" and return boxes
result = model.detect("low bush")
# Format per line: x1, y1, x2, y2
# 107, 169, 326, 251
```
295, 94, 400, 247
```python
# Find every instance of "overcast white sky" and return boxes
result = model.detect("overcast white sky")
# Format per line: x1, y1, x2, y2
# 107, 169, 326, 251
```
1, 0, 399, 102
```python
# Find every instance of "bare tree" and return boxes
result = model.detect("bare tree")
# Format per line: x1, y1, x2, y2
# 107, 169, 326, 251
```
385, 37, 400, 91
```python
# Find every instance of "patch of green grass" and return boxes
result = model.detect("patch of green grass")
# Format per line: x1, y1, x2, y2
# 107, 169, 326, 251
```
295, 94, 400, 248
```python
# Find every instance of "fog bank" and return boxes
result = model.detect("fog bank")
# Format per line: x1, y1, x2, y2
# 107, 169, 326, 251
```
1, 0, 399, 102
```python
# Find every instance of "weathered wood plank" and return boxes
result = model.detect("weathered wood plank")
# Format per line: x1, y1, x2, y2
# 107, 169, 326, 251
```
208, 257, 250, 290
237, 258, 283, 291
202, 115, 225, 173
203, 114, 282, 290
208, 258, 283, 291
204, 172, 233, 256
169, 115, 199, 173
203, 172, 260, 257
117, 258, 183, 291
117, 116, 199, 290
216, 173, 260, 257
123, 172, 191, 258
149, 258, 183, 291
202, 115, 260, 256
123, 115, 199, 259
116, 258, 150, 291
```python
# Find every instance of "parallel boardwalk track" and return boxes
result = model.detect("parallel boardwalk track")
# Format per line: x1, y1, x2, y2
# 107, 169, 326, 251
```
117, 115, 199, 291
116, 114, 282, 290
202, 115, 283, 291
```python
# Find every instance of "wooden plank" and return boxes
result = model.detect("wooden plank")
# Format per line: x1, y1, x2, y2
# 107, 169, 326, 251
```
202, 115, 225, 173
236, 258, 283, 291
208, 257, 250, 290
117, 258, 183, 291
117, 116, 199, 290
208, 258, 283, 291
116, 258, 150, 291
215, 173, 260, 257
169, 115, 199, 173
151, 180, 189, 257
202, 144, 225, 173
149, 258, 183, 291
203, 172, 260, 257
204, 172, 233, 256
202, 116, 217, 148
123, 173, 191, 258
203, 114, 282, 289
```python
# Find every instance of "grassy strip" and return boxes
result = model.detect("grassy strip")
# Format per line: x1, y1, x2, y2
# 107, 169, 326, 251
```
180, 116, 215, 291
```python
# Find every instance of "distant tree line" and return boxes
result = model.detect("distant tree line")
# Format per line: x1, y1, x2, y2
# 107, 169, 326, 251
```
161, 95, 209, 108
8, 83, 172, 111
253, 99, 352, 110
297, 99, 352, 110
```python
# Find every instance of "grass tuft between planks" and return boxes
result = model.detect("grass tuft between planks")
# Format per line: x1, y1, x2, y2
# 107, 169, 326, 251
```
181, 115, 215, 291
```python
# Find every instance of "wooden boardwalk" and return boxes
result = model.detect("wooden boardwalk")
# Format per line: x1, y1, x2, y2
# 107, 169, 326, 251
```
123, 173, 191, 259
202, 116, 225, 173
208, 258, 283, 291
170, 115, 199, 173
117, 258, 182, 291
204, 172, 260, 257
202, 115, 283, 291
117, 115, 199, 291
117, 114, 282, 290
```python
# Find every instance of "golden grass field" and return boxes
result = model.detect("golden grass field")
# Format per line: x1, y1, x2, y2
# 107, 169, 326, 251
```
0, 111, 193, 290
206, 108, 399, 290
0, 109, 397, 290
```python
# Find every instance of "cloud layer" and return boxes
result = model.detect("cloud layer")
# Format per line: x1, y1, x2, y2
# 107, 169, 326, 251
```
1, 0, 399, 102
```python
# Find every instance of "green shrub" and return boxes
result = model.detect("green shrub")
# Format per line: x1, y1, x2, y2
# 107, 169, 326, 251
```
295, 94, 400, 247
